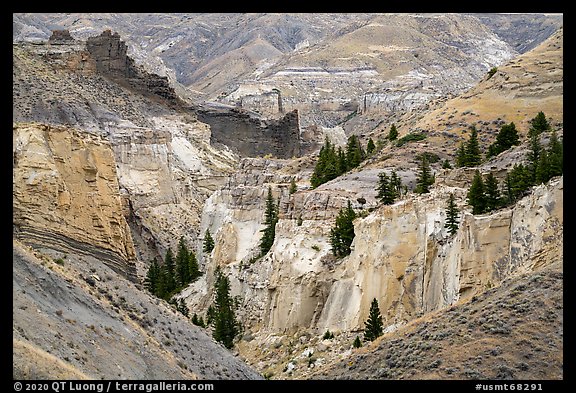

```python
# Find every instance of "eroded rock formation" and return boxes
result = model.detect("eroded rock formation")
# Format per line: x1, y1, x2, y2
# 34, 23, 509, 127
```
13, 123, 138, 281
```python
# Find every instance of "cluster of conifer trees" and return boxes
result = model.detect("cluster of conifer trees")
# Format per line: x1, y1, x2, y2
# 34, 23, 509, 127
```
145, 237, 202, 301
466, 112, 562, 214
310, 135, 375, 188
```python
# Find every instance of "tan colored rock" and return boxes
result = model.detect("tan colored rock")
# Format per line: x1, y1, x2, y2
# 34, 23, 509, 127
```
13, 122, 137, 280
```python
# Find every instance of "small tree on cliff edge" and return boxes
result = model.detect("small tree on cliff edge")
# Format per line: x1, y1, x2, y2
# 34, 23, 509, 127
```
330, 200, 356, 258
364, 298, 384, 342
444, 193, 460, 236
203, 229, 215, 254
259, 186, 278, 256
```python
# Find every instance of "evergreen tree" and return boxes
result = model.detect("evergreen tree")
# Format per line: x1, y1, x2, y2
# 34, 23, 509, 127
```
212, 270, 239, 349
377, 170, 402, 204
484, 173, 502, 212
353, 336, 362, 348
547, 129, 563, 178
444, 193, 460, 236
455, 142, 467, 168
345, 135, 365, 170
527, 134, 541, 183
192, 313, 206, 328
289, 177, 298, 194
175, 237, 190, 287
203, 229, 215, 253
311, 137, 342, 188
363, 298, 384, 342
414, 155, 434, 194
161, 249, 176, 298
506, 164, 532, 204
487, 122, 520, 158
259, 186, 279, 256
366, 137, 376, 155
330, 200, 357, 258
387, 124, 399, 141
535, 150, 551, 185
206, 305, 216, 326
177, 298, 189, 317
467, 170, 486, 214
390, 170, 402, 199
528, 111, 551, 138
442, 159, 452, 169
188, 251, 201, 281
337, 147, 347, 175
376, 171, 393, 205
145, 258, 161, 296
465, 126, 482, 166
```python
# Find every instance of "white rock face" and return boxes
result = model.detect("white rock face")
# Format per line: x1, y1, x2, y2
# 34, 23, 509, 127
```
192, 155, 562, 338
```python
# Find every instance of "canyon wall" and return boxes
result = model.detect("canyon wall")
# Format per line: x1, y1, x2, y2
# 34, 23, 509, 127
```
13, 122, 138, 281
190, 157, 562, 337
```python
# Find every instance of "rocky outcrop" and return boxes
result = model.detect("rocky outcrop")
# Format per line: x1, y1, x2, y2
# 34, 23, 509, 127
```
86, 30, 180, 102
13, 122, 138, 281
317, 176, 562, 332
190, 151, 562, 340
198, 108, 302, 158
48, 29, 74, 44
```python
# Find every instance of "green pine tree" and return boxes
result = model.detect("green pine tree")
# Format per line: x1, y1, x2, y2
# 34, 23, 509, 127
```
444, 193, 460, 236
177, 298, 189, 317
376, 171, 393, 205
259, 186, 279, 256
455, 142, 467, 168
535, 150, 551, 184
192, 313, 206, 328
484, 173, 502, 212
212, 270, 239, 349
188, 251, 201, 281
175, 237, 190, 288
467, 170, 486, 214
442, 159, 452, 169
289, 177, 298, 194
366, 137, 376, 155
390, 170, 402, 199
547, 129, 563, 178
337, 146, 347, 175
528, 111, 551, 138
387, 124, 398, 141
527, 134, 541, 184
465, 126, 482, 166
353, 336, 362, 348
363, 298, 384, 342
203, 229, 215, 253
506, 164, 532, 204
330, 200, 357, 258
161, 248, 177, 299
345, 135, 365, 170
206, 305, 216, 326
145, 257, 161, 296
311, 137, 342, 188
487, 122, 520, 158
415, 155, 434, 194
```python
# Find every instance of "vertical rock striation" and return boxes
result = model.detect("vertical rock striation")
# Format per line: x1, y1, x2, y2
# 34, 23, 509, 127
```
13, 122, 138, 281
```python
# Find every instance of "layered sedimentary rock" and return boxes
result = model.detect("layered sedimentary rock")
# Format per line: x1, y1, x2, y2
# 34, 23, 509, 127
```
197, 107, 302, 158
191, 152, 562, 338
13, 122, 137, 281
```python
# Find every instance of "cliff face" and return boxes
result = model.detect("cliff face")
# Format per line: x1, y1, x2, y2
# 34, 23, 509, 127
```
317, 176, 563, 332
13, 123, 137, 281
190, 154, 562, 338
198, 108, 302, 158
13, 33, 239, 266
